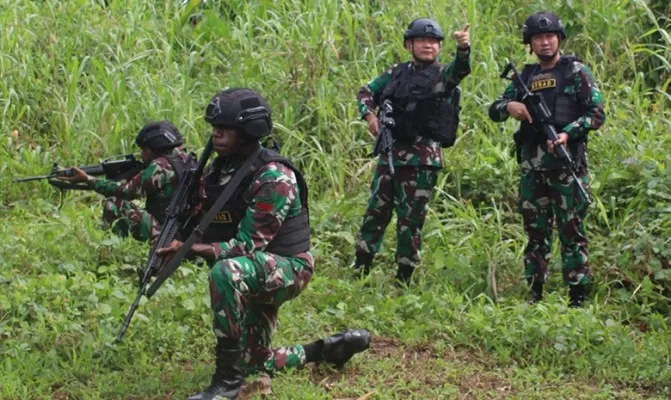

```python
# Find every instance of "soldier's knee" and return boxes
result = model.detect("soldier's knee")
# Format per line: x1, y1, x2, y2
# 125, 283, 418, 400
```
210, 260, 236, 288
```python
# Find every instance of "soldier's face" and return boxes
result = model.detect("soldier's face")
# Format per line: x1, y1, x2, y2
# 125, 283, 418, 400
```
531, 32, 559, 60
212, 126, 240, 157
406, 37, 440, 62
140, 146, 155, 164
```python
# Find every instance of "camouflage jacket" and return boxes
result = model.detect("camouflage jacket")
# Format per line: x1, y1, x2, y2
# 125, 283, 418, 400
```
489, 57, 606, 170
87, 148, 192, 200
200, 157, 313, 270
356, 46, 471, 168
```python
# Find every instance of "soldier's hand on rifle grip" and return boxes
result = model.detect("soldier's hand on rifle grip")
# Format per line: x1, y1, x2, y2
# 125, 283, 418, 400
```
365, 113, 380, 137
506, 101, 533, 123
547, 132, 569, 154
57, 167, 90, 183
156, 239, 183, 269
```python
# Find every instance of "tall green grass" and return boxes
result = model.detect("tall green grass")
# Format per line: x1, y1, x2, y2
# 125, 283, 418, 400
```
1, 0, 671, 398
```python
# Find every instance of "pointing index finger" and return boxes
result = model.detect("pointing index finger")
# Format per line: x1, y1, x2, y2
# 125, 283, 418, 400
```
462, 23, 470, 32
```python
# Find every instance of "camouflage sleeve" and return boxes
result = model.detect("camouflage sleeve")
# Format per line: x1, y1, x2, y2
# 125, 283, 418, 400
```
212, 162, 300, 259
88, 159, 171, 200
488, 82, 518, 122
356, 64, 396, 119
561, 63, 606, 140
439, 46, 471, 87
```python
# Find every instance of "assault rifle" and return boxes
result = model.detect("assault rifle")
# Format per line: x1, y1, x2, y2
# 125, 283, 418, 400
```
500, 61, 592, 205
13, 154, 143, 190
372, 99, 395, 176
116, 138, 214, 343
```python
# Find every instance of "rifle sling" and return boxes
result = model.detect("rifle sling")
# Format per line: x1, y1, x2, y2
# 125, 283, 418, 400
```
146, 144, 262, 297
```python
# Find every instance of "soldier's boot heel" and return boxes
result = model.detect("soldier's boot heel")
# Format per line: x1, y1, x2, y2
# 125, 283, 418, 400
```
568, 284, 586, 308
320, 329, 371, 367
304, 329, 371, 367
188, 339, 245, 400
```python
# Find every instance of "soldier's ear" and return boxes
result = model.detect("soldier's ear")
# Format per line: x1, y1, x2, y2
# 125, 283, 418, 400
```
404, 39, 412, 51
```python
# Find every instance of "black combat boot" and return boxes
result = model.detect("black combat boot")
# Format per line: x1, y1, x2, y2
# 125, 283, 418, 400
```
352, 253, 373, 278
568, 285, 586, 308
303, 329, 371, 368
528, 279, 543, 304
188, 339, 245, 400
394, 263, 415, 287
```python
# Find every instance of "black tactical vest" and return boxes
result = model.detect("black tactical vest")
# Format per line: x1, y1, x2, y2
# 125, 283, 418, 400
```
516, 56, 584, 144
380, 62, 460, 147
201, 148, 310, 257
145, 153, 195, 224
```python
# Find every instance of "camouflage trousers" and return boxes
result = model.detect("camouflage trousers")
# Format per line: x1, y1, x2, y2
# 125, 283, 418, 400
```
209, 251, 313, 374
519, 168, 590, 286
355, 164, 439, 267
102, 197, 160, 242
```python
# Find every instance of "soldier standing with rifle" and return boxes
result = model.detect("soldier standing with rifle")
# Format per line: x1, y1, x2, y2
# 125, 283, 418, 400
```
489, 12, 606, 307
353, 18, 471, 285
59, 121, 195, 242
156, 88, 370, 400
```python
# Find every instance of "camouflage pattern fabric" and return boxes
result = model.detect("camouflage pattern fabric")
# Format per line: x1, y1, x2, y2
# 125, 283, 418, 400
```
355, 164, 439, 267
202, 161, 307, 259
356, 47, 471, 168
489, 58, 605, 289
101, 197, 160, 241
87, 147, 192, 240
209, 252, 313, 374
88, 147, 190, 201
489, 60, 605, 170
520, 169, 590, 285
203, 159, 314, 373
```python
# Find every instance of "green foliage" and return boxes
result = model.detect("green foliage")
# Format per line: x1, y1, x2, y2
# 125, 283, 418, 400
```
1, 0, 671, 398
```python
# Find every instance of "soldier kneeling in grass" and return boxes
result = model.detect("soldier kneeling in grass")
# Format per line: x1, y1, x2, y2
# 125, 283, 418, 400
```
158, 88, 370, 400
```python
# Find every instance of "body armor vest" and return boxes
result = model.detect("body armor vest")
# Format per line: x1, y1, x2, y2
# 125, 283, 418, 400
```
201, 148, 310, 257
145, 153, 194, 224
516, 56, 584, 145
380, 62, 460, 147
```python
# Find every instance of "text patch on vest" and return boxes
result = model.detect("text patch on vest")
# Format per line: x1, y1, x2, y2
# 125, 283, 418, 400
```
531, 78, 557, 91
213, 211, 233, 224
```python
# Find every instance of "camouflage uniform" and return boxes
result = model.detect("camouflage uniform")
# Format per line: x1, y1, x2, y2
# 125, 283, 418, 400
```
489, 57, 606, 287
202, 157, 313, 374
355, 47, 471, 272
86, 148, 192, 241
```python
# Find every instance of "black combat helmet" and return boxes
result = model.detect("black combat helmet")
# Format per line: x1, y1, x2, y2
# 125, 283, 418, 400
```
522, 12, 566, 44
135, 121, 183, 152
204, 88, 273, 139
403, 18, 445, 43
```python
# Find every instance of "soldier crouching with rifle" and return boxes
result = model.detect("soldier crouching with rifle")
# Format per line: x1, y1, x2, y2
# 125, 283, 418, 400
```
57, 121, 195, 242
155, 88, 370, 400
488, 12, 606, 307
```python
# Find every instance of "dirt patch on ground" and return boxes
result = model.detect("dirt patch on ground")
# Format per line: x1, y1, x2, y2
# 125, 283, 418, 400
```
51, 391, 70, 400
306, 336, 515, 400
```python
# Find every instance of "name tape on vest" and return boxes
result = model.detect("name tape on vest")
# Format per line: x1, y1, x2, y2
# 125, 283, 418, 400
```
531, 78, 557, 91
213, 211, 233, 224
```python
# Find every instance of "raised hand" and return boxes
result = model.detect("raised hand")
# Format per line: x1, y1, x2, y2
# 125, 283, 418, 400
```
453, 23, 470, 49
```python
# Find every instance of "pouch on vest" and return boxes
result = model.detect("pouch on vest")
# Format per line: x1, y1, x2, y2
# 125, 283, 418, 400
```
425, 86, 461, 148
